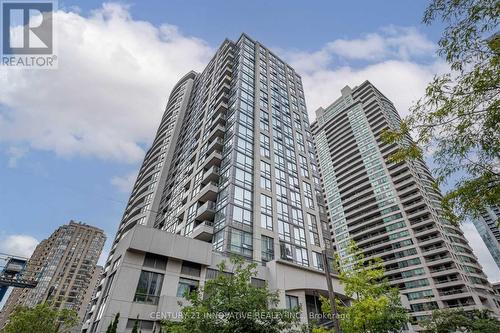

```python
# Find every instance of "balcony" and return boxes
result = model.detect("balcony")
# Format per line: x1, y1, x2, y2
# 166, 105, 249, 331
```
204, 151, 222, 168
215, 81, 230, 98
198, 181, 218, 202
405, 206, 430, 220
417, 235, 442, 247
410, 217, 433, 227
425, 257, 453, 267
414, 226, 438, 237
429, 266, 458, 277
196, 201, 216, 220
433, 278, 463, 288
208, 124, 225, 142
439, 289, 469, 299
202, 166, 220, 185
214, 98, 229, 117
211, 112, 226, 128
206, 137, 224, 156
192, 220, 214, 242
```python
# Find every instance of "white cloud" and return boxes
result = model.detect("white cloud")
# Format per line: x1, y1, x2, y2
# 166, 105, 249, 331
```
327, 33, 387, 61
462, 221, 500, 283
0, 3, 213, 163
282, 26, 446, 118
6, 146, 28, 168
301, 59, 448, 118
0, 234, 39, 258
326, 26, 435, 61
0, 13, 443, 162
111, 170, 137, 193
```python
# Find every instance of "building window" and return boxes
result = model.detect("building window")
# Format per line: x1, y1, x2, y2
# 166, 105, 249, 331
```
260, 111, 269, 131
176, 278, 199, 298
307, 214, 320, 246
261, 194, 273, 215
184, 203, 197, 235
260, 176, 272, 191
143, 253, 167, 270
233, 206, 252, 226
276, 183, 287, 198
261, 213, 273, 230
134, 270, 164, 305
295, 246, 309, 266
260, 134, 271, 158
261, 236, 274, 262
181, 261, 201, 277
236, 136, 253, 155
206, 268, 233, 280
312, 251, 324, 271
234, 186, 252, 209
285, 295, 299, 309
251, 277, 266, 288
303, 181, 314, 208
126, 319, 154, 330
280, 242, 293, 261
230, 228, 253, 256
235, 167, 253, 190
405, 289, 434, 301
290, 190, 301, 208
260, 161, 272, 191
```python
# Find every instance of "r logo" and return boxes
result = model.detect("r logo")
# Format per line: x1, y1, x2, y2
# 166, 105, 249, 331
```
2, 1, 53, 55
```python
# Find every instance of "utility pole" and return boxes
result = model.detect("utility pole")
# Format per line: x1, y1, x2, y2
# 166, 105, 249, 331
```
322, 249, 342, 333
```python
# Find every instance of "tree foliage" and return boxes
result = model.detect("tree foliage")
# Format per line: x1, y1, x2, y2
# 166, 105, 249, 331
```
131, 316, 140, 333
0, 302, 78, 333
161, 256, 302, 333
421, 308, 500, 333
317, 243, 408, 333
381, 0, 500, 224
105, 313, 120, 333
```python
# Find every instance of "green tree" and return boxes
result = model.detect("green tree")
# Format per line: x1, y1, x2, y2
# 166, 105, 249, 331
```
131, 316, 141, 333
0, 302, 78, 333
421, 308, 500, 333
382, 0, 500, 225
317, 243, 408, 333
162, 256, 302, 333
106, 312, 120, 333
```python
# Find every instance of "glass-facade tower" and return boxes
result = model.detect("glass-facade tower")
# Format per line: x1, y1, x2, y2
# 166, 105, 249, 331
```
85, 34, 339, 333
151, 34, 328, 267
472, 205, 500, 269
311, 82, 500, 328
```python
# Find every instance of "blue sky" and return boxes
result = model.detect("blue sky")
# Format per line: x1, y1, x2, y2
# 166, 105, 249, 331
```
59, 0, 443, 49
0, 0, 498, 280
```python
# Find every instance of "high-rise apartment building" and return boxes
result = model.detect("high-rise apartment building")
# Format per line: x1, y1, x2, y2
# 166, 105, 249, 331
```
80, 266, 103, 327
472, 205, 500, 269
0, 221, 105, 328
311, 82, 500, 327
84, 34, 348, 333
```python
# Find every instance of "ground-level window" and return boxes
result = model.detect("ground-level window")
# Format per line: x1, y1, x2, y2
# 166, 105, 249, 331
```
285, 294, 299, 309
176, 277, 199, 298
133, 270, 163, 305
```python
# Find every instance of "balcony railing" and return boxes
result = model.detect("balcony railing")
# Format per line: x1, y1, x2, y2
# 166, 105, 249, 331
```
196, 201, 217, 221
192, 219, 215, 242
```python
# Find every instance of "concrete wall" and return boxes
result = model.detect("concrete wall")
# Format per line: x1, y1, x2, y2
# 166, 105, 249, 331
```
93, 225, 348, 332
